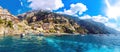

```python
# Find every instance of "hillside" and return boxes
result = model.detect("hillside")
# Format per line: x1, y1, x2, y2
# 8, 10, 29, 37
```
0, 8, 119, 36
18, 10, 88, 34
0, 7, 32, 36
18, 10, 120, 34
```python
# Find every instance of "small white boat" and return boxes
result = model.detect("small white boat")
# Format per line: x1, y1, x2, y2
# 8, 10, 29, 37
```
20, 33, 25, 38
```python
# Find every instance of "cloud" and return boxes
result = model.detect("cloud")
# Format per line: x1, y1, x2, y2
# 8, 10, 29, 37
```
105, 0, 120, 20
80, 15, 109, 23
19, 0, 23, 6
80, 15, 120, 31
79, 15, 92, 19
105, 0, 120, 28
78, 0, 120, 31
28, 0, 64, 10
58, 3, 87, 16
92, 15, 109, 23
105, 22, 120, 31
104, 0, 120, 31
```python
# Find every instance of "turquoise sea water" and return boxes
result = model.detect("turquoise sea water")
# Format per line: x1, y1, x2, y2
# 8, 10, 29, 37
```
0, 34, 120, 52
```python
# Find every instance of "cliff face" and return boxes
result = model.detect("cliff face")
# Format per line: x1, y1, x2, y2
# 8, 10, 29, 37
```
0, 8, 119, 36
0, 7, 30, 35
18, 10, 88, 34
18, 10, 120, 34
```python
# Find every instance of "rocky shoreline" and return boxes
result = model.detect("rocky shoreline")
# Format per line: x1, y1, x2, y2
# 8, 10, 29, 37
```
0, 31, 82, 37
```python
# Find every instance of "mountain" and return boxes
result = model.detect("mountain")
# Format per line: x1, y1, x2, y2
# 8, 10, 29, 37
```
17, 10, 88, 34
0, 7, 31, 36
0, 7, 20, 35
77, 19, 120, 34
18, 10, 120, 34
62, 14, 120, 34
0, 7, 119, 36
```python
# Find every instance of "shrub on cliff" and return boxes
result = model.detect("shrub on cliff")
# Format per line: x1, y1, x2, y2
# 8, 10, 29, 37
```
7, 21, 13, 28
0, 19, 4, 24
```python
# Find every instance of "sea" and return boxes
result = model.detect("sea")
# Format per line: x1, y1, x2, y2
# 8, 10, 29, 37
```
0, 34, 120, 52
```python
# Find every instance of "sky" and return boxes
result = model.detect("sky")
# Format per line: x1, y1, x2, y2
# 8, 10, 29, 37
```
0, 0, 120, 31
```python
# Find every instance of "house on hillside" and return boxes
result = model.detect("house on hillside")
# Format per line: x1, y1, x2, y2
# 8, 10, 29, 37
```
33, 16, 37, 21
42, 23, 50, 30
0, 7, 10, 19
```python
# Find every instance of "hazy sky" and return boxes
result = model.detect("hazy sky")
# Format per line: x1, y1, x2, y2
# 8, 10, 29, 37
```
0, 0, 120, 31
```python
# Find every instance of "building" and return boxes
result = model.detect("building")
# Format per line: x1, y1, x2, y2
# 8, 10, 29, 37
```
0, 6, 19, 23
0, 7, 11, 19
42, 23, 50, 30
0, 7, 10, 15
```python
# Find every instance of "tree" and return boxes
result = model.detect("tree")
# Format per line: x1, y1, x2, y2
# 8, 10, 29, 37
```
7, 21, 13, 28
0, 19, 4, 24
62, 26, 74, 33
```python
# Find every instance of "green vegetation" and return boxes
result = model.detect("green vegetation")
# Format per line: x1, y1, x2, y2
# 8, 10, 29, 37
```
0, 18, 13, 28
43, 19, 49, 23
7, 21, 13, 28
0, 19, 4, 24
62, 26, 74, 33
0, 9, 91, 35
22, 11, 89, 34
49, 28, 56, 33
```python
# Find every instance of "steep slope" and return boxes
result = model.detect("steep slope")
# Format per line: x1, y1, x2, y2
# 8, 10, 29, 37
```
78, 19, 109, 34
18, 10, 88, 34
61, 14, 120, 34
18, 10, 120, 34
0, 7, 32, 36
78, 19, 120, 34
